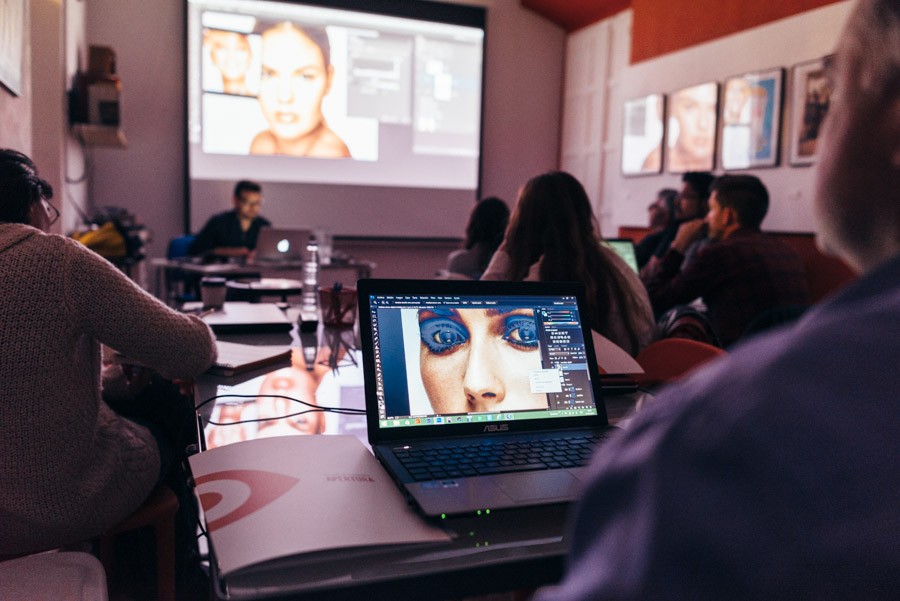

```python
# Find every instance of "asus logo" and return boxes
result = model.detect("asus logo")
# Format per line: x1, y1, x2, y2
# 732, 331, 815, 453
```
483, 424, 509, 432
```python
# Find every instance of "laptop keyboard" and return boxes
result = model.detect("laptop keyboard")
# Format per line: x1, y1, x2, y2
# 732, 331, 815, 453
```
393, 433, 610, 481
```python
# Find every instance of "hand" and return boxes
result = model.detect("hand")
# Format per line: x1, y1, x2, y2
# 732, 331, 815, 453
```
672, 219, 706, 254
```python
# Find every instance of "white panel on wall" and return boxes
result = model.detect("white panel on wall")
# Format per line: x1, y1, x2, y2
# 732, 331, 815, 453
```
561, 22, 611, 210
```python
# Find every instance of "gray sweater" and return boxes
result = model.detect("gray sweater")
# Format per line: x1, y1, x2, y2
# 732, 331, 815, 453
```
0, 224, 216, 554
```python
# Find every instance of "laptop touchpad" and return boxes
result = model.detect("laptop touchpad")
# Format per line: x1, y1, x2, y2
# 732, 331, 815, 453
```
493, 471, 579, 503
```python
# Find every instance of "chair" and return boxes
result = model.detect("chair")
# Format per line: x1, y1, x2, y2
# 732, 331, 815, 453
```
98, 483, 179, 601
634, 338, 727, 387
0, 551, 108, 601
165, 235, 198, 304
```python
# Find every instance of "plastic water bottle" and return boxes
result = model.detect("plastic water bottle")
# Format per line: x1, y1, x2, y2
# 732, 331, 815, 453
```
300, 234, 319, 330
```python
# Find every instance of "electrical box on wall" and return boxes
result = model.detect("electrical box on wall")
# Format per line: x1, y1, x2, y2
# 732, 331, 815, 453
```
69, 45, 127, 147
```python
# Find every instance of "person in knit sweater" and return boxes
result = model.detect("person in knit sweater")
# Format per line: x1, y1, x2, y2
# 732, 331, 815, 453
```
0, 149, 217, 555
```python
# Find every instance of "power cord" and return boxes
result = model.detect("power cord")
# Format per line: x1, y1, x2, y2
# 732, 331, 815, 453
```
195, 393, 366, 428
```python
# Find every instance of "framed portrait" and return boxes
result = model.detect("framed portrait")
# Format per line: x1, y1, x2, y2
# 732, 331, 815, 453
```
719, 67, 784, 170
665, 82, 718, 173
0, 0, 25, 96
790, 56, 834, 166
621, 94, 665, 176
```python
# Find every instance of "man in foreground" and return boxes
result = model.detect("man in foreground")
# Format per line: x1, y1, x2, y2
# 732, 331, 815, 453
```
537, 1, 900, 598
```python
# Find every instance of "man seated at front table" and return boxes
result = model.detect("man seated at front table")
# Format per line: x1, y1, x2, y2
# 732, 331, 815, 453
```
189, 180, 271, 261
535, 2, 900, 597
643, 174, 809, 346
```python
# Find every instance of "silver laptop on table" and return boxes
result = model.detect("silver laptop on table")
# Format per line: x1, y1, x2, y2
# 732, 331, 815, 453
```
253, 227, 311, 264
603, 238, 639, 273
357, 279, 615, 518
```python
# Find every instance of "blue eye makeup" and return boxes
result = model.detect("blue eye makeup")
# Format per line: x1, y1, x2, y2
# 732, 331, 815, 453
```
503, 315, 539, 349
420, 318, 469, 354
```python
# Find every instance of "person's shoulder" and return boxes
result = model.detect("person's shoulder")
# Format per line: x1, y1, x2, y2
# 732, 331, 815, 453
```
312, 129, 351, 158
250, 131, 277, 154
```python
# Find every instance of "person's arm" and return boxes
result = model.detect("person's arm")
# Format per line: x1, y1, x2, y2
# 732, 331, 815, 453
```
644, 221, 718, 314
189, 215, 219, 256
64, 238, 216, 379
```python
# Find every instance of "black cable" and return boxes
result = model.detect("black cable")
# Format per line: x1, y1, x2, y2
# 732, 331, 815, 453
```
196, 393, 366, 429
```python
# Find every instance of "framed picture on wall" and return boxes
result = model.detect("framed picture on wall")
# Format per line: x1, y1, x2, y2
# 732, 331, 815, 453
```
665, 82, 718, 173
719, 67, 784, 170
621, 94, 665, 176
0, 0, 25, 95
789, 56, 834, 166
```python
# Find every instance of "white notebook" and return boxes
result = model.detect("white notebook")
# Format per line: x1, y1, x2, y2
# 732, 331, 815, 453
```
207, 341, 292, 377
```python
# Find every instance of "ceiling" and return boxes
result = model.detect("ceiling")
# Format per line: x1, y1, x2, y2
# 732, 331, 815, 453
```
520, 0, 631, 32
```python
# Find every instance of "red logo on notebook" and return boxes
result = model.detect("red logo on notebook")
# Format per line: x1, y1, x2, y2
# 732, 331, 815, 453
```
194, 469, 299, 532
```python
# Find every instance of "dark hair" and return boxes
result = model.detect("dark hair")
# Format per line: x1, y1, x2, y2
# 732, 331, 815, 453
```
711, 174, 770, 230
233, 180, 261, 199
682, 171, 714, 202
0, 149, 54, 225
258, 21, 331, 66
657, 188, 678, 219
464, 197, 509, 272
504, 171, 645, 351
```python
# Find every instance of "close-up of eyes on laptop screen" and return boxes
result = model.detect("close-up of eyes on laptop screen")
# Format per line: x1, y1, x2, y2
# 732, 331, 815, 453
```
366, 293, 600, 429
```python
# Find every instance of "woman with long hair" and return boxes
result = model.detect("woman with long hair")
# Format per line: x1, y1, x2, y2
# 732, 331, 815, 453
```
482, 171, 654, 356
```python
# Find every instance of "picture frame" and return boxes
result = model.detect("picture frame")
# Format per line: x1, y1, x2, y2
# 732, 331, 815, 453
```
620, 94, 665, 177
719, 67, 784, 170
789, 56, 834, 166
0, 0, 25, 96
665, 81, 718, 173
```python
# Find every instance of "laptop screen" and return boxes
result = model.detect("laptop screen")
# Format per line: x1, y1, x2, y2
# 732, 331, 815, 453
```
362, 285, 603, 434
603, 239, 639, 273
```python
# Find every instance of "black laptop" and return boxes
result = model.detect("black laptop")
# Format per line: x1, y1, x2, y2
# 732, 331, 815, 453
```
357, 279, 616, 517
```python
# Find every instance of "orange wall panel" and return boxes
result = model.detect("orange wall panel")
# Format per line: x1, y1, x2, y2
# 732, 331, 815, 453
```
631, 0, 844, 63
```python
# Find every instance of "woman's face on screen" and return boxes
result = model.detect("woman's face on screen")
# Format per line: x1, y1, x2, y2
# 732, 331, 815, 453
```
258, 23, 331, 142
418, 308, 548, 414
255, 366, 326, 436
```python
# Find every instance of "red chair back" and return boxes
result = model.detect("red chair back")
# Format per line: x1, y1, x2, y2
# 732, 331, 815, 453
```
634, 338, 726, 386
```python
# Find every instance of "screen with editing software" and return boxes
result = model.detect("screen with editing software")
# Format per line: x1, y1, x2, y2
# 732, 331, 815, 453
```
367, 293, 600, 430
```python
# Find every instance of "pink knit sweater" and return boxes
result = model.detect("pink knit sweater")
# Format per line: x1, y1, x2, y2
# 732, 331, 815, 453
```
0, 224, 216, 554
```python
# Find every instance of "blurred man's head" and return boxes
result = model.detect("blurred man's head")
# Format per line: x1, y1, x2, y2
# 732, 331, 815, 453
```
648, 188, 677, 230
675, 172, 714, 221
706, 175, 769, 241
232, 180, 263, 220
814, 0, 900, 273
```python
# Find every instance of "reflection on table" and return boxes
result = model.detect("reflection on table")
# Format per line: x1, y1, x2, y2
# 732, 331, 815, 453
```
199, 325, 366, 451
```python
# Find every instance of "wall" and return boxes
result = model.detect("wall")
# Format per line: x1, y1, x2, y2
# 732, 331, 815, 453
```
85, 0, 565, 261
568, 1, 856, 236
631, 0, 844, 62
0, 0, 32, 154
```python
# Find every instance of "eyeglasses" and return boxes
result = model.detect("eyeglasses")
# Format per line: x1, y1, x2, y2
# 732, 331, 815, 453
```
42, 199, 60, 225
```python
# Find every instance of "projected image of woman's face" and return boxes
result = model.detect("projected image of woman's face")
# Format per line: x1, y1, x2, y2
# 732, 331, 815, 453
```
257, 23, 331, 143
418, 308, 548, 414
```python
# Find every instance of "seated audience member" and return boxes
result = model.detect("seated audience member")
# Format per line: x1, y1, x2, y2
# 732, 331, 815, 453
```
482, 171, 654, 356
634, 187, 677, 268
535, 3, 900, 598
644, 174, 809, 346
445, 196, 509, 279
640, 171, 714, 278
0, 149, 217, 558
190, 179, 271, 260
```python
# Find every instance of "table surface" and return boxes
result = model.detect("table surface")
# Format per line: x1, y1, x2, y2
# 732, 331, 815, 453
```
194, 306, 642, 601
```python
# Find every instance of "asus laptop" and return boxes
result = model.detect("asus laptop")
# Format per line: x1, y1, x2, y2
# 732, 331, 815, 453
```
253, 227, 312, 264
357, 279, 616, 517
